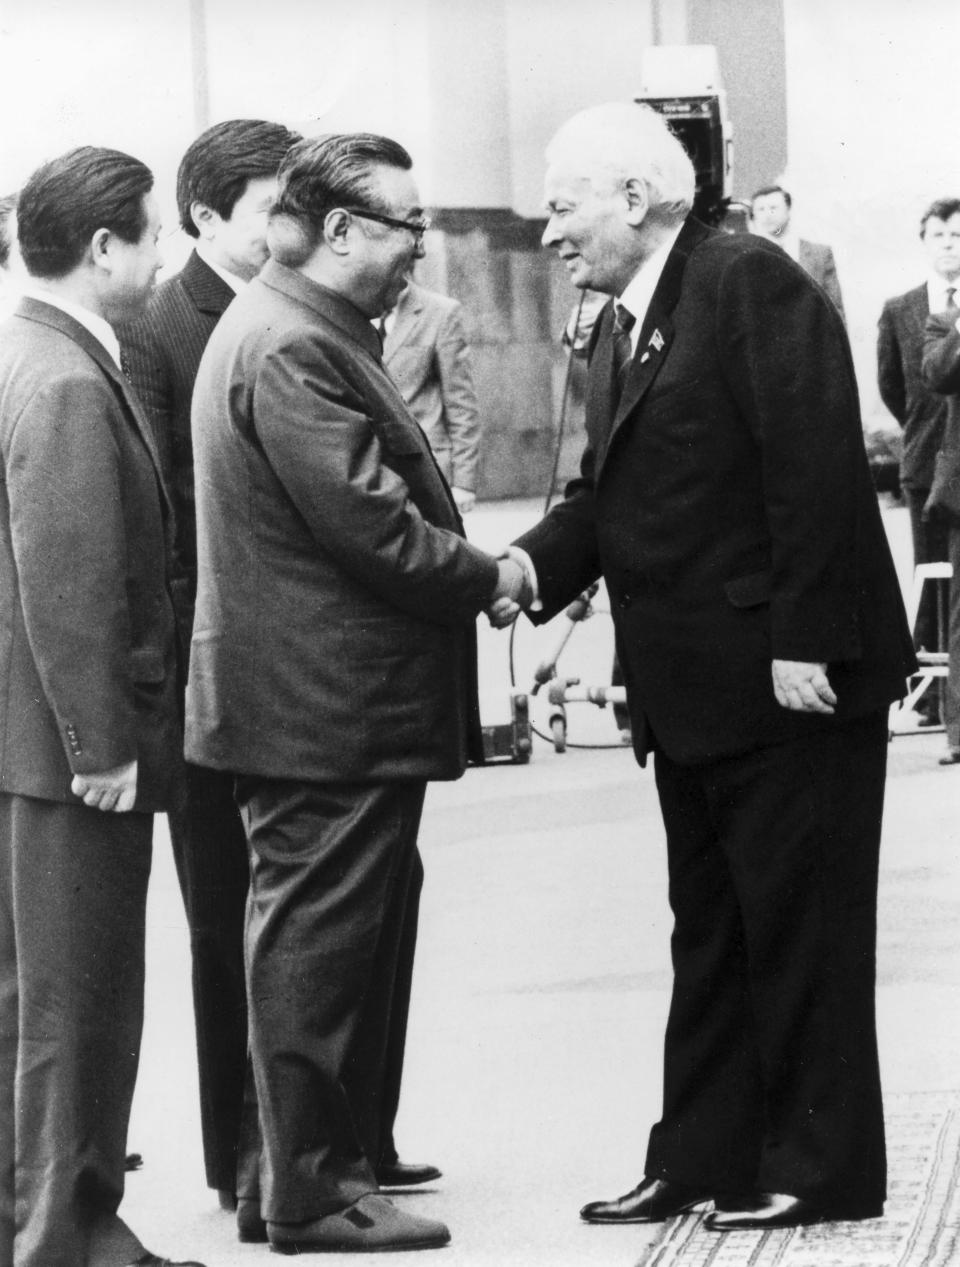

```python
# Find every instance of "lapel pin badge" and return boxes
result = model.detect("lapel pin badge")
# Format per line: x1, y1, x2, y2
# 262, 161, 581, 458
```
650, 328, 665, 352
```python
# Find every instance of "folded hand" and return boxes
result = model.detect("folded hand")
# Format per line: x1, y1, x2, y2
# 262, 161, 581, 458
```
71, 759, 139, 813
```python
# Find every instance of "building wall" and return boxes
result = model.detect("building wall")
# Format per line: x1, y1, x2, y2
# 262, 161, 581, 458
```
781, 0, 960, 429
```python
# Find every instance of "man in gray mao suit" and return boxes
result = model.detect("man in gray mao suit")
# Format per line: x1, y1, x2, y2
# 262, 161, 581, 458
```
185, 132, 527, 1254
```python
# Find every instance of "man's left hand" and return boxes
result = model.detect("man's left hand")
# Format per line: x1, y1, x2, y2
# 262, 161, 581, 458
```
771, 659, 836, 714
452, 486, 476, 514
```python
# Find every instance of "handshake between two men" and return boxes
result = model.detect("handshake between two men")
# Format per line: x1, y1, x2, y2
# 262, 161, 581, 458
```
487, 550, 533, 628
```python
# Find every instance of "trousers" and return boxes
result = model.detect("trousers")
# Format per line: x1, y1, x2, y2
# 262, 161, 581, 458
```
234, 776, 426, 1222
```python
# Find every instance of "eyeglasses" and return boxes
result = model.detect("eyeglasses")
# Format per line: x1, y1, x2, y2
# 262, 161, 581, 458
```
343, 207, 432, 246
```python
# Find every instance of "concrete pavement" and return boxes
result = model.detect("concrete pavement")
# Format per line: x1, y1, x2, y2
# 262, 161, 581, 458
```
122, 498, 960, 1265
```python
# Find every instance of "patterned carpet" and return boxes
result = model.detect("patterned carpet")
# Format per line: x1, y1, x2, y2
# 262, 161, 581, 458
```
637, 1093, 960, 1267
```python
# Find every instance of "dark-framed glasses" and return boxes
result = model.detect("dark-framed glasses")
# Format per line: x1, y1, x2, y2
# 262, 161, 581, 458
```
343, 207, 432, 246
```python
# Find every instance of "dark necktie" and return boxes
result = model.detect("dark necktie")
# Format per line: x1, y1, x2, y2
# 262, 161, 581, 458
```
612, 303, 635, 401
946, 287, 958, 312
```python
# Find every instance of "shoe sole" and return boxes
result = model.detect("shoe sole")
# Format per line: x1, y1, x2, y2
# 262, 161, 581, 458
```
270, 1237, 450, 1254
581, 1199, 711, 1224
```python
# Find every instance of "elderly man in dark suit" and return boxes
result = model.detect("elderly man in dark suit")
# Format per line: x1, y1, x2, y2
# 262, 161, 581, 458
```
0, 148, 201, 1267
122, 117, 301, 1218
382, 279, 482, 511
878, 198, 960, 708
504, 102, 915, 1233
185, 132, 527, 1254
749, 184, 845, 320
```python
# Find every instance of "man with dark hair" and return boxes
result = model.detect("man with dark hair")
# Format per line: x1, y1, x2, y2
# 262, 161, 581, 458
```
121, 116, 300, 1219
185, 132, 527, 1253
750, 184, 846, 319
878, 197, 960, 720
0, 147, 201, 1267
506, 102, 914, 1232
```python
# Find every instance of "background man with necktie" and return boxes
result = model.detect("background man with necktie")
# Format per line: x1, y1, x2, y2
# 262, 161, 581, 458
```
878, 197, 960, 714
508, 101, 915, 1232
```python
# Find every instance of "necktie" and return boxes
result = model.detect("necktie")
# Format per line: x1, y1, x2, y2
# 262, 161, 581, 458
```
612, 303, 635, 400
946, 287, 958, 312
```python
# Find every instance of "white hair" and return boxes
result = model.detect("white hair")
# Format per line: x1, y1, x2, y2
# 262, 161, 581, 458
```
546, 102, 695, 221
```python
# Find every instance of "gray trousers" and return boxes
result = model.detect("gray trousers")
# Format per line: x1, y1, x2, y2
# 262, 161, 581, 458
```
0, 793, 151, 1267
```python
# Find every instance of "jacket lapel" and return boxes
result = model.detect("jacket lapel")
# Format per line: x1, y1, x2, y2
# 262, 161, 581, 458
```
16, 298, 172, 518
592, 217, 711, 478
180, 250, 237, 318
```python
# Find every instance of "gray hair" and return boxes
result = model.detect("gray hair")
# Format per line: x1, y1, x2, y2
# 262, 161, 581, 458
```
546, 102, 695, 221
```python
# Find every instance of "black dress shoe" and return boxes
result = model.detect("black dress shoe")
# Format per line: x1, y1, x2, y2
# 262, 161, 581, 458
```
375, 1160, 442, 1187
703, 1191, 879, 1231
939, 748, 960, 765
580, 1176, 713, 1223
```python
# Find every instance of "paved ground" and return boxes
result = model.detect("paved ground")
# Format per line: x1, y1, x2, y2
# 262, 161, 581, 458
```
123, 499, 960, 1266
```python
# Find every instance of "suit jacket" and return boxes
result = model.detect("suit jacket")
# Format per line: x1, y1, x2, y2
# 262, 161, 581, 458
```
121, 250, 236, 632
877, 283, 948, 489
516, 217, 915, 766
0, 299, 181, 809
382, 282, 481, 491
184, 261, 499, 783
920, 307, 960, 525
798, 239, 845, 320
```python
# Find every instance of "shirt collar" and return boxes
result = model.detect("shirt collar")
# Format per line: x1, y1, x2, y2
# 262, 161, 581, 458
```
195, 242, 247, 294
616, 224, 684, 353
928, 275, 960, 309
19, 283, 121, 367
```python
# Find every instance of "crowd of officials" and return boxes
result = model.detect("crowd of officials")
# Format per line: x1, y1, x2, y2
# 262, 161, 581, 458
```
0, 100, 951, 1265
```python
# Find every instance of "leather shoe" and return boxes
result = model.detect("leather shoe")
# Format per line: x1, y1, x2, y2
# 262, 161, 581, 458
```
939, 748, 960, 765
268, 1193, 451, 1253
237, 1197, 268, 1244
580, 1176, 712, 1223
376, 1160, 442, 1187
703, 1191, 878, 1231
128, 1255, 207, 1266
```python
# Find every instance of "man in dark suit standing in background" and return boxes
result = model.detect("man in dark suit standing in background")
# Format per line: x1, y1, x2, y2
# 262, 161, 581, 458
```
878, 198, 960, 716
749, 184, 846, 320
185, 133, 528, 1254
920, 302, 960, 765
382, 279, 482, 513
0, 147, 201, 1267
505, 102, 915, 1232
122, 117, 300, 1219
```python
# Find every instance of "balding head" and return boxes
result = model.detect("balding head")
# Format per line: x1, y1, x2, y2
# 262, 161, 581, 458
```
547, 103, 695, 223
542, 103, 694, 296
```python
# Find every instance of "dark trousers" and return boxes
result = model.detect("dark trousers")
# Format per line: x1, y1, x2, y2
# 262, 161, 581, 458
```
645, 712, 888, 1213
946, 525, 960, 748
0, 793, 152, 1267
234, 777, 426, 1222
167, 762, 251, 1192
905, 485, 950, 653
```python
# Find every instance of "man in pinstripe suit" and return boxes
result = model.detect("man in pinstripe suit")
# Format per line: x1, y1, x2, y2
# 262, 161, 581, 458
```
121, 119, 299, 1217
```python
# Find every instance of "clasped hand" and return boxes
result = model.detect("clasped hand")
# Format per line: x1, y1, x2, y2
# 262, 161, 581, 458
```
486, 556, 532, 628
71, 759, 139, 813
771, 659, 836, 714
